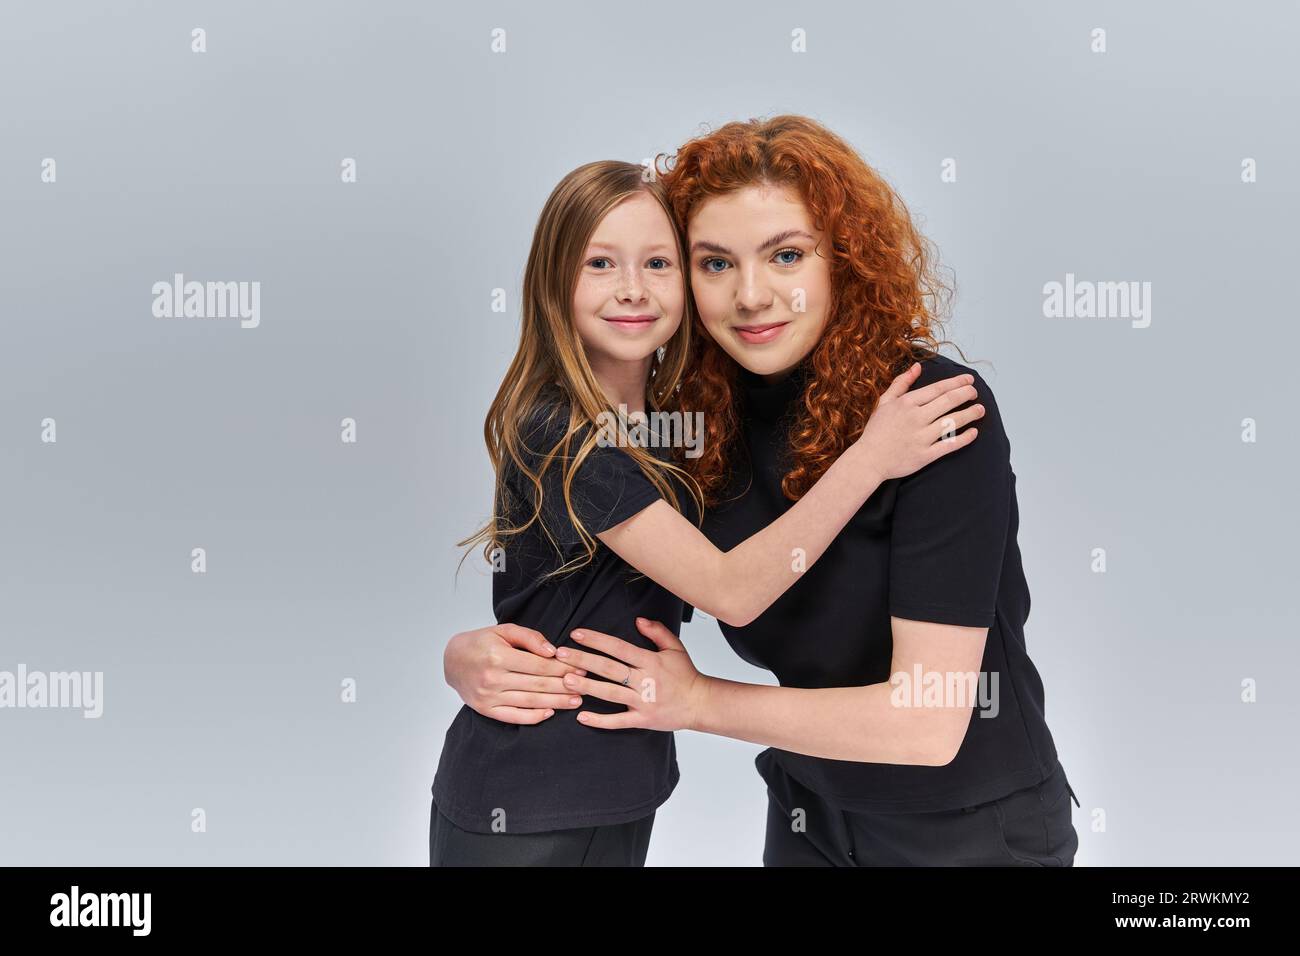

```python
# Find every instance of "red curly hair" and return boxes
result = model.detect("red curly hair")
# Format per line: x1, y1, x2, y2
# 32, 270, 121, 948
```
659, 114, 972, 506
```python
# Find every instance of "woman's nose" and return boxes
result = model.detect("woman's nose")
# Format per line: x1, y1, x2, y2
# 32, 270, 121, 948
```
736, 268, 774, 311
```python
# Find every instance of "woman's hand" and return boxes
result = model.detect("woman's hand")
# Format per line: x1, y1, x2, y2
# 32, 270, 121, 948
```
443, 623, 587, 725
554, 618, 713, 732
855, 363, 984, 481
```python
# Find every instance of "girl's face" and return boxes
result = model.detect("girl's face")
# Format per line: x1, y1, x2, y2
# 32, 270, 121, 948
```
687, 183, 831, 381
572, 192, 684, 371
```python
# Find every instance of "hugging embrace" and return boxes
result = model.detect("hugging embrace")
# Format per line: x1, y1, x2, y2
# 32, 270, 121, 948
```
430, 115, 1079, 867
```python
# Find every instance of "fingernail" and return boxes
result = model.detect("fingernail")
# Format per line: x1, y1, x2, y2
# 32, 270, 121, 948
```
572, 630, 586, 642
577, 713, 589, 723
543, 710, 554, 717
556, 648, 569, 659
564, 674, 578, 685
569, 697, 581, 706
541, 643, 554, 654
575, 669, 587, 676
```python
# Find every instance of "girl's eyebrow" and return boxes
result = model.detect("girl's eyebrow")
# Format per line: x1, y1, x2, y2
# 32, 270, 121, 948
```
587, 241, 676, 252
690, 230, 814, 257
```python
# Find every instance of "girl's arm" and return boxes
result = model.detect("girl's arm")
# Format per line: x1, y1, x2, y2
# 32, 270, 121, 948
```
598, 366, 982, 627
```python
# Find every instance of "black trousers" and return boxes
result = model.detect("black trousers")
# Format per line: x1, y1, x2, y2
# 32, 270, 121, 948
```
428, 800, 656, 866
762, 760, 1080, 866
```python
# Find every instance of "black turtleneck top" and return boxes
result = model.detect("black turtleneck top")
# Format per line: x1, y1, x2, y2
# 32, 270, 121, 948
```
701, 351, 1061, 812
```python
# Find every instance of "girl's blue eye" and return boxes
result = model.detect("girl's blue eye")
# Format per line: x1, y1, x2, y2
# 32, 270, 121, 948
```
701, 257, 729, 273
647, 258, 669, 269
774, 249, 802, 265
589, 257, 611, 269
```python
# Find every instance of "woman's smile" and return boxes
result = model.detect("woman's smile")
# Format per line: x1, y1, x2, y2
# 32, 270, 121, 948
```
733, 320, 790, 344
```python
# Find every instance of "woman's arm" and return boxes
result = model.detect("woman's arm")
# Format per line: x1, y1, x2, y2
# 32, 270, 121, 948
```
563, 367, 1014, 763
597, 366, 983, 626
557, 616, 988, 766
691, 616, 988, 764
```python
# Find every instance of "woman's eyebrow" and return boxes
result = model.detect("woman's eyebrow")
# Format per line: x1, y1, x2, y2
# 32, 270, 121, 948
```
689, 238, 733, 255
756, 229, 814, 251
690, 230, 814, 257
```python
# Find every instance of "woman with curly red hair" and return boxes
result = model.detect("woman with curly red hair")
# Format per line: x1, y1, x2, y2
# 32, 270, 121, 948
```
444, 116, 1078, 866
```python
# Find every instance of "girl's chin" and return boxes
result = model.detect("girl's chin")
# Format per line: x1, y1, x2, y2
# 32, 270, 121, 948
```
586, 343, 671, 366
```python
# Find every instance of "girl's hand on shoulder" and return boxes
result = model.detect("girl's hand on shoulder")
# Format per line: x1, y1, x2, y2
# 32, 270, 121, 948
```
855, 364, 984, 481
443, 623, 587, 725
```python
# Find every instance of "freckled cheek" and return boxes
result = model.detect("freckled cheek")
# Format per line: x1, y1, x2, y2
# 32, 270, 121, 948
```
573, 277, 610, 309
647, 273, 685, 310
573, 299, 607, 324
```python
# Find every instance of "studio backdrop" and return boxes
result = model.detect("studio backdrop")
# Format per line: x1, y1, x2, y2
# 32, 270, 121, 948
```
2, 0, 1296, 865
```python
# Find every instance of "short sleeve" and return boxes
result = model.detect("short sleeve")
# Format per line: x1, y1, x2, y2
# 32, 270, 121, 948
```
559, 438, 664, 536
888, 369, 1012, 628
510, 401, 663, 554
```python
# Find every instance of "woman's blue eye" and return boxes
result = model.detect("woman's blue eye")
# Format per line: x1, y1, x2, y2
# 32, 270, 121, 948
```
647, 258, 669, 269
701, 257, 729, 273
774, 249, 802, 265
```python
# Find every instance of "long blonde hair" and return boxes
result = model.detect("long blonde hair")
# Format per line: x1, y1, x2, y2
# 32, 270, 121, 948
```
460, 161, 703, 578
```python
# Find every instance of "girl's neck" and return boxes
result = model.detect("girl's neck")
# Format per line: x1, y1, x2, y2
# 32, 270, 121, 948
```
589, 355, 652, 415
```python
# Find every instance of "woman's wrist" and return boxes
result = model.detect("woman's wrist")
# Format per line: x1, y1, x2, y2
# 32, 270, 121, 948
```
686, 673, 724, 734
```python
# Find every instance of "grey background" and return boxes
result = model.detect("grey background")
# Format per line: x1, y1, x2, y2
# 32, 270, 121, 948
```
1, 0, 1296, 865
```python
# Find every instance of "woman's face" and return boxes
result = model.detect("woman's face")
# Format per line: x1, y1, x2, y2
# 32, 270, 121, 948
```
687, 183, 831, 381
572, 191, 684, 370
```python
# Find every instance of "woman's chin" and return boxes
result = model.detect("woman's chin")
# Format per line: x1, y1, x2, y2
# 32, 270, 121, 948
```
717, 344, 811, 380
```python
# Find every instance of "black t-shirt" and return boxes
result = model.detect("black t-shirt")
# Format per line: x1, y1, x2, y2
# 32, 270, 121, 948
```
703, 351, 1061, 812
432, 390, 695, 834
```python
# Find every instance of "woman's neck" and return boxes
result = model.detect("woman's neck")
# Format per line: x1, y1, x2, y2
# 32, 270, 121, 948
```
757, 362, 799, 385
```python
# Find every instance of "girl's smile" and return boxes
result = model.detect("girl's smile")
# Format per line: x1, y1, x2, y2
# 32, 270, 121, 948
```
601, 313, 662, 333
